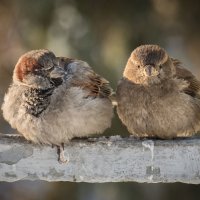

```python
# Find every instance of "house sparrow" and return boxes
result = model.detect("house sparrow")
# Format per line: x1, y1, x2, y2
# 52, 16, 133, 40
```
2, 49, 113, 163
116, 44, 200, 139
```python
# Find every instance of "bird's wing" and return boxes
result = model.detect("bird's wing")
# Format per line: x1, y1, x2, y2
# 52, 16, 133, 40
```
72, 69, 113, 98
172, 58, 200, 97
58, 57, 113, 98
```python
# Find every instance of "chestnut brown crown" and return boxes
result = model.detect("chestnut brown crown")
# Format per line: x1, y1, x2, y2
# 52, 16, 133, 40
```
13, 49, 65, 89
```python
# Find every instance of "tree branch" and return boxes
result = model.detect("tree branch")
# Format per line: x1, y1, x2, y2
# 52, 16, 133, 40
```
0, 134, 200, 183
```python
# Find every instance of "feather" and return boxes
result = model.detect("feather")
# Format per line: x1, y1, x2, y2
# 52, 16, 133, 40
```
57, 57, 113, 99
172, 58, 200, 98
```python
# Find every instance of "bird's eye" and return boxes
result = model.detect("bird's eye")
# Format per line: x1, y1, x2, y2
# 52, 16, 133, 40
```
159, 65, 162, 69
137, 65, 140, 69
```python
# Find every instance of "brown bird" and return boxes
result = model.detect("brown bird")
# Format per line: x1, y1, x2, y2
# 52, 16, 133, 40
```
116, 44, 200, 139
2, 49, 113, 163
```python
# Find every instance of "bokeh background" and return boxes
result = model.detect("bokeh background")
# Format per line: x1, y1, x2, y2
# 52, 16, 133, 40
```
1, 0, 200, 199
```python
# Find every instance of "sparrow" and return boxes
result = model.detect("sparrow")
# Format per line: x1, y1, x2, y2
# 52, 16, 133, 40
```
116, 44, 200, 139
2, 49, 113, 163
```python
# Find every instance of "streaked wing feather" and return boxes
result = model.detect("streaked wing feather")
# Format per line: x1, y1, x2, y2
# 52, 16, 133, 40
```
59, 58, 112, 98
172, 58, 200, 97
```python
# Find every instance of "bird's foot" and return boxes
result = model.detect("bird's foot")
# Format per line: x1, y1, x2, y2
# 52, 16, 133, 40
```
56, 143, 68, 164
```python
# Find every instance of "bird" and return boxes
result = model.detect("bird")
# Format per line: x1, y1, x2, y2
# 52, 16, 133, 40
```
2, 49, 113, 163
116, 44, 200, 139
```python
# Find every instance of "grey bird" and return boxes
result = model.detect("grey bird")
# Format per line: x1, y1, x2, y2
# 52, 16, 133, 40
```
116, 44, 200, 139
2, 49, 113, 163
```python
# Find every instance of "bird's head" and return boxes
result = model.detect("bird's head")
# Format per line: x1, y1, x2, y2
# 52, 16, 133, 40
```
123, 45, 175, 85
13, 49, 66, 89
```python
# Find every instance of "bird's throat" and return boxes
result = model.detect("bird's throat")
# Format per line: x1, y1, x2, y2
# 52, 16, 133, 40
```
22, 87, 54, 117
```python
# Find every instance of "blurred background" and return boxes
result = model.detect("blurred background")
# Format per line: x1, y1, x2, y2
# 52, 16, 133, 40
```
0, 0, 200, 199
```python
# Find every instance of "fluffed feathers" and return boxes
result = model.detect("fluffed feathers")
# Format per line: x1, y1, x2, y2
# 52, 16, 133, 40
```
172, 58, 200, 98
116, 44, 200, 138
57, 57, 113, 99
2, 50, 113, 163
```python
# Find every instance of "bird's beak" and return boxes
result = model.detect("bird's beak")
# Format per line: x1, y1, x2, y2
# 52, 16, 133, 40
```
50, 66, 66, 79
144, 65, 158, 77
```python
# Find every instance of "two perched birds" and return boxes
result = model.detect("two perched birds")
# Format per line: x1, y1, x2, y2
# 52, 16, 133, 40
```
2, 45, 200, 163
